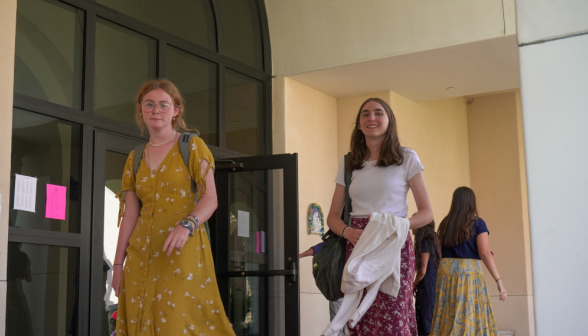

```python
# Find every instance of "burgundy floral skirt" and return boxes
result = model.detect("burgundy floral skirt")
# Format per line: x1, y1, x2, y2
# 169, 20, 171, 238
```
346, 217, 417, 336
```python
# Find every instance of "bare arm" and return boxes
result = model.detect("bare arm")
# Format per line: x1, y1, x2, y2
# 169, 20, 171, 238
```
113, 191, 140, 265
163, 160, 217, 256
478, 232, 507, 301
414, 252, 429, 284
326, 184, 363, 245
112, 190, 140, 296
407, 171, 434, 229
190, 160, 218, 223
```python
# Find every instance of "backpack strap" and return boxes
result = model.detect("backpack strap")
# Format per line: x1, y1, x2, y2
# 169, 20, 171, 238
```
132, 143, 146, 210
134, 143, 146, 178
179, 132, 198, 194
177, 131, 211, 241
343, 153, 352, 226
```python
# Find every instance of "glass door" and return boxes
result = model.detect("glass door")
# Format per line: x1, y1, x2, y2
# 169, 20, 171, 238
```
90, 131, 144, 336
214, 154, 299, 336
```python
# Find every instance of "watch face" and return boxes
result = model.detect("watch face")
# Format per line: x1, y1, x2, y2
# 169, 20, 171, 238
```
180, 220, 191, 228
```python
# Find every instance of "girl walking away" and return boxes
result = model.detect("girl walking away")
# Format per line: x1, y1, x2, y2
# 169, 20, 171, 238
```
111, 80, 235, 335
325, 97, 434, 336
412, 220, 441, 336
431, 187, 507, 336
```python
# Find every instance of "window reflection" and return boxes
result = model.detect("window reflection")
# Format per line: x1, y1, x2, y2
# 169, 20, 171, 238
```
218, 0, 264, 70
97, 0, 216, 50
10, 108, 82, 233
101, 151, 128, 334
225, 70, 265, 155
14, 0, 84, 108
94, 18, 157, 124
6, 243, 79, 336
168, 47, 218, 145
229, 276, 267, 335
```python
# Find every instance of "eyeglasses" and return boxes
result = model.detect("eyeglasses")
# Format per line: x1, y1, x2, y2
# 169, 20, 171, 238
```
141, 101, 174, 113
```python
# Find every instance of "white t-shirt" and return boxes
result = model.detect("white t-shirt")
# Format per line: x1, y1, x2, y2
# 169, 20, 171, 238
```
335, 148, 424, 217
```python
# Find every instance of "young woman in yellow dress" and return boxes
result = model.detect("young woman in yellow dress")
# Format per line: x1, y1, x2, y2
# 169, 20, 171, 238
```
111, 79, 235, 335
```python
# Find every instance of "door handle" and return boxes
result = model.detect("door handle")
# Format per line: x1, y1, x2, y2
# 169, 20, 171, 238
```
220, 261, 297, 283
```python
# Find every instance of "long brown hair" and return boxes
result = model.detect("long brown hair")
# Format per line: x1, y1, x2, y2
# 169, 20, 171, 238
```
437, 187, 479, 247
135, 79, 197, 136
348, 98, 404, 170
414, 220, 442, 270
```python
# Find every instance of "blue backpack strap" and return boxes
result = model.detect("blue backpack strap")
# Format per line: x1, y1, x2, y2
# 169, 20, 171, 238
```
178, 131, 210, 241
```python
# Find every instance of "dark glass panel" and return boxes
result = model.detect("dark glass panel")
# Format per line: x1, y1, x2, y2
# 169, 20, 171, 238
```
5, 243, 79, 336
97, 0, 216, 50
94, 18, 156, 125
167, 47, 218, 145
10, 108, 82, 233
225, 70, 264, 155
229, 171, 267, 272
218, 0, 264, 69
14, 0, 84, 108
101, 150, 128, 334
229, 276, 267, 335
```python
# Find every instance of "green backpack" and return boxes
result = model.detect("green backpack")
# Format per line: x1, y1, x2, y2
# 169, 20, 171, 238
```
312, 153, 352, 301
133, 132, 211, 240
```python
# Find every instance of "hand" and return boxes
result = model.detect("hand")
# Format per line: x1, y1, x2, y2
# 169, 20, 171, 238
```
299, 248, 314, 258
345, 228, 363, 246
163, 222, 191, 257
413, 281, 418, 297
497, 279, 507, 301
112, 265, 123, 297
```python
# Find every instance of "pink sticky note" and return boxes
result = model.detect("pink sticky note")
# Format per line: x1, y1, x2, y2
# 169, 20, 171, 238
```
46, 184, 67, 220
256, 231, 261, 254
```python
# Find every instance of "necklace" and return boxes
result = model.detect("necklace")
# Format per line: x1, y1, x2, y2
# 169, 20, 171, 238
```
149, 131, 177, 147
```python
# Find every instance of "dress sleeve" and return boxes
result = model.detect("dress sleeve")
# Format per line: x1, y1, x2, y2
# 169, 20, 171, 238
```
404, 148, 424, 180
115, 150, 137, 227
421, 240, 433, 254
188, 137, 216, 200
474, 218, 490, 236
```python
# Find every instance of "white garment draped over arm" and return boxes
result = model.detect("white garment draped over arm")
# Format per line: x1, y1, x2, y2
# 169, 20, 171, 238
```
322, 213, 410, 336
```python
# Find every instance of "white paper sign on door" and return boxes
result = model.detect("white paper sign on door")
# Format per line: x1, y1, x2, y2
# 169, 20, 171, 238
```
14, 174, 37, 213
237, 210, 250, 238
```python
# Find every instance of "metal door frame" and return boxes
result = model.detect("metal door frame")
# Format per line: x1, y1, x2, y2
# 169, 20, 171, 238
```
215, 153, 299, 336
89, 131, 144, 336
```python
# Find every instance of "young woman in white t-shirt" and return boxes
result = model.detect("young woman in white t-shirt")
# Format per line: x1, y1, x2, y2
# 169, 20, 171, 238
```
327, 98, 434, 336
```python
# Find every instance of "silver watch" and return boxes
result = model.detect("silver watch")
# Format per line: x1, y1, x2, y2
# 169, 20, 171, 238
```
179, 219, 194, 237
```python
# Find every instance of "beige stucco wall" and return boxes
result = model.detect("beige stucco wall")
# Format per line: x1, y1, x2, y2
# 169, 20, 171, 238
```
274, 77, 339, 335
467, 92, 535, 336
265, 0, 516, 76
0, 0, 17, 333
337, 91, 471, 225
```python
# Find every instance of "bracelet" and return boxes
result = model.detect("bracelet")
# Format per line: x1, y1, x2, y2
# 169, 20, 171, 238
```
342, 227, 349, 239
187, 213, 200, 228
495, 278, 502, 282
113, 264, 123, 266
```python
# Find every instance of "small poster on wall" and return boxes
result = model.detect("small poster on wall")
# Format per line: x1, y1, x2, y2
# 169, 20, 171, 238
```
308, 203, 325, 235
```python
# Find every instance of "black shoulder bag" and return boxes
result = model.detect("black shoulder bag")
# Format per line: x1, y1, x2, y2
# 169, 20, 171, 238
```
312, 153, 352, 301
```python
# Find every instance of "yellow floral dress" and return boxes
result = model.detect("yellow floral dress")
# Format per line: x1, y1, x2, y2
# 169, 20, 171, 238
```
116, 137, 235, 336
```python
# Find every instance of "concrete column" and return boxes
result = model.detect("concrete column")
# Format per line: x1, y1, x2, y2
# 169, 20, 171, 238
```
515, 1, 588, 334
